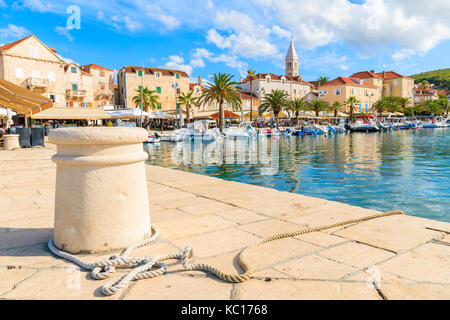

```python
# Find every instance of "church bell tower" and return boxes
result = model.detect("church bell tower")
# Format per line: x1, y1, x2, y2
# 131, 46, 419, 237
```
285, 39, 298, 77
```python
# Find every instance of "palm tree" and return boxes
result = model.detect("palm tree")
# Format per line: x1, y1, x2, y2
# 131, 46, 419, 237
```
396, 97, 410, 115
307, 99, 330, 117
317, 76, 330, 86
345, 96, 360, 122
331, 101, 342, 118
259, 89, 290, 125
287, 97, 308, 126
420, 80, 429, 92
132, 87, 159, 126
199, 73, 241, 129
373, 96, 398, 116
247, 69, 256, 122
177, 91, 198, 124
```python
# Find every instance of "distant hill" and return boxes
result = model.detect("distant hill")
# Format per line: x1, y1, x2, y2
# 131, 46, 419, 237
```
410, 68, 450, 91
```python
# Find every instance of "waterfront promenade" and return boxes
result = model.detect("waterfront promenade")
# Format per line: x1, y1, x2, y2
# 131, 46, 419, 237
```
0, 145, 449, 299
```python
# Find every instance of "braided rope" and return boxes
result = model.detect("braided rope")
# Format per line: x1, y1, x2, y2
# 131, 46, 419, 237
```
48, 209, 404, 296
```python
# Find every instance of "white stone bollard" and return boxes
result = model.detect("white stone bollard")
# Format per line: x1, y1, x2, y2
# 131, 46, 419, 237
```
3, 134, 20, 150
48, 127, 151, 254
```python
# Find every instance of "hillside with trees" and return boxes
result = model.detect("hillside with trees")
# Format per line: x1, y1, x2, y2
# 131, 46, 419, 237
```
410, 68, 450, 90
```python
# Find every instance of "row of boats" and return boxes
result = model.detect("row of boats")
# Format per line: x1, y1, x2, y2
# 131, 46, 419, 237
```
146, 118, 450, 143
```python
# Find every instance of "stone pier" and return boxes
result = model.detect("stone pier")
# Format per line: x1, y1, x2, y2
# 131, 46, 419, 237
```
0, 145, 449, 299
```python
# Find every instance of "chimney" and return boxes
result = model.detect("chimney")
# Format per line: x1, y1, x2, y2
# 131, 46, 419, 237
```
370, 70, 374, 73
383, 71, 386, 78
198, 76, 202, 85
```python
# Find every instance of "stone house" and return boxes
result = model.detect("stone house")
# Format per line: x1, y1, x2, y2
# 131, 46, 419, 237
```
81, 64, 115, 107
117, 66, 189, 111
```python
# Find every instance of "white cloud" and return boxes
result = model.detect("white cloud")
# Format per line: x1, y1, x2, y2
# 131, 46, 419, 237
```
267, 0, 450, 56
0, 24, 30, 40
206, 29, 232, 49
55, 26, 74, 42
144, 4, 180, 30
13, 0, 53, 12
111, 15, 143, 32
272, 25, 291, 39
164, 55, 193, 75
392, 48, 416, 60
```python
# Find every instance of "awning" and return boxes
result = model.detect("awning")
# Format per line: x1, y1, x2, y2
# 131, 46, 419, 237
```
0, 78, 53, 116
194, 110, 240, 120
31, 107, 112, 120
106, 108, 152, 119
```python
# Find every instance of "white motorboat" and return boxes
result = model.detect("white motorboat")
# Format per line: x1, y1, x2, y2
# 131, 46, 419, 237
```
223, 122, 257, 139
174, 120, 222, 141
159, 133, 184, 142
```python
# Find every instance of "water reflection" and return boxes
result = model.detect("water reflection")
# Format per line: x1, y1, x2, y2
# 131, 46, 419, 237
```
146, 129, 450, 222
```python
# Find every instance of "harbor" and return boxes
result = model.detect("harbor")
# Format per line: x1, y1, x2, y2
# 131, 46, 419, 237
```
0, 144, 449, 299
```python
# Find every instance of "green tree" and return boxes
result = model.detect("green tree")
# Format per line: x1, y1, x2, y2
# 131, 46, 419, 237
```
259, 89, 291, 125
317, 76, 330, 86
246, 69, 256, 122
287, 97, 309, 125
132, 87, 159, 126
373, 96, 401, 116
420, 80, 429, 90
199, 73, 241, 129
307, 99, 330, 117
177, 91, 198, 124
345, 96, 360, 122
331, 101, 342, 118
395, 97, 411, 115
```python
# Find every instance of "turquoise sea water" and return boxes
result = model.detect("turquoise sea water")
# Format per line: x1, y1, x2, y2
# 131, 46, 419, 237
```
146, 129, 450, 223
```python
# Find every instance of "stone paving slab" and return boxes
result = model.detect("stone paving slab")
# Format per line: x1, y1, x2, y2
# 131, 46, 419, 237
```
0, 146, 449, 300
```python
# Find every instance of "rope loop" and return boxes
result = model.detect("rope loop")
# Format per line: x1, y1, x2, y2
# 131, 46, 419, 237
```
48, 209, 405, 296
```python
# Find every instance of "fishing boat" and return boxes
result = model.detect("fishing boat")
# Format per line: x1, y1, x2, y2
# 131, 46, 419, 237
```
145, 133, 160, 143
258, 128, 280, 137
345, 120, 379, 132
159, 133, 184, 142
292, 126, 325, 136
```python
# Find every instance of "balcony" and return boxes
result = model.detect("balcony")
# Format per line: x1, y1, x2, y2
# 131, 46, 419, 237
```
97, 89, 113, 97
26, 77, 50, 88
66, 89, 86, 98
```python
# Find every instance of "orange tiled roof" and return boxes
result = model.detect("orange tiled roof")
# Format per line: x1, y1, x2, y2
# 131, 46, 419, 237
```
375, 71, 413, 80
240, 73, 310, 85
0, 35, 33, 51
350, 71, 382, 79
189, 83, 205, 91
64, 63, 93, 77
320, 77, 378, 88
240, 91, 258, 100
82, 64, 113, 71
123, 66, 189, 78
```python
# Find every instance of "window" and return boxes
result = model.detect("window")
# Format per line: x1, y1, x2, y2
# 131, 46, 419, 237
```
351, 88, 355, 95
293, 89, 296, 94
393, 80, 398, 86
334, 88, 341, 96
49, 94, 56, 102
156, 86, 161, 93
32, 70, 41, 78
365, 104, 368, 112
176, 103, 180, 110
30, 46, 39, 58
138, 70, 143, 76
15, 68, 24, 79
176, 74, 180, 79
156, 73, 161, 78
48, 71, 56, 82
365, 90, 368, 96
157, 103, 161, 109
72, 83, 78, 90
100, 71, 105, 77
176, 88, 181, 94
71, 67, 77, 73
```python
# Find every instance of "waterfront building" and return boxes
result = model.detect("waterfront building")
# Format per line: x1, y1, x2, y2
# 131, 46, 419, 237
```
117, 66, 189, 111
0, 35, 66, 107
350, 70, 415, 104
64, 62, 94, 108
319, 77, 381, 113
414, 85, 440, 104
81, 64, 115, 107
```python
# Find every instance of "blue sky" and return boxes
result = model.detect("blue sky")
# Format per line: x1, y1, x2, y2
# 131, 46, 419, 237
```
1, 0, 449, 84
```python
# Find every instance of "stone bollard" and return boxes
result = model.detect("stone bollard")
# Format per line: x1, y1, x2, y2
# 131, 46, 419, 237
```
3, 134, 20, 150
48, 127, 151, 254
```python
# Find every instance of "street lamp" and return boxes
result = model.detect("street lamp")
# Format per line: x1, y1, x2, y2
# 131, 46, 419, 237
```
172, 83, 179, 128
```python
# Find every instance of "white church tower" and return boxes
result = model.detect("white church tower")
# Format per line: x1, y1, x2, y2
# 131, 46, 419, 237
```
285, 39, 298, 77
